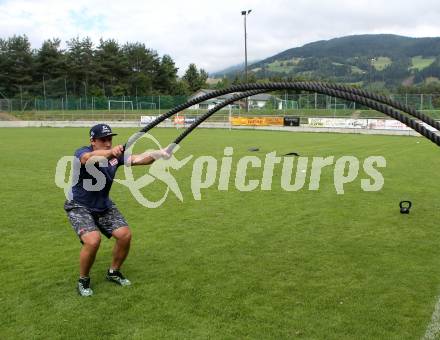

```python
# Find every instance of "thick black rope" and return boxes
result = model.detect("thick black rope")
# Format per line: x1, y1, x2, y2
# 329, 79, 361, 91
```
140, 82, 435, 132
126, 82, 440, 149
321, 82, 440, 131
122, 83, 324, 148
325, 87, 440, 146
173, 86, 440, 146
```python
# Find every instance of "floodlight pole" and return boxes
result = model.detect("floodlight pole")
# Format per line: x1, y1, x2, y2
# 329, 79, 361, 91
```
242, 9, 252, 112
369, 58, 376, 90
64, 78, 68, 110
43, 75, 47, 110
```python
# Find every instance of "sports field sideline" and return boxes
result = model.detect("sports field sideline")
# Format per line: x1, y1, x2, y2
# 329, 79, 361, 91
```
2, 127, 440, 339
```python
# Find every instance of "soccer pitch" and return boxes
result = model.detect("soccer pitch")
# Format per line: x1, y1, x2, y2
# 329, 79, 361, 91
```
2, 127, 440, 339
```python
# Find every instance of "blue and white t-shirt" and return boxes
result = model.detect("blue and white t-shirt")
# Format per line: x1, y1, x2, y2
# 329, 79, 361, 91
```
71, 146, 124, 212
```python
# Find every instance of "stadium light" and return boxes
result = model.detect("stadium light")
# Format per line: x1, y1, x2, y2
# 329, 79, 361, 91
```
369, 57, 376, 90
241, 9, 252, 112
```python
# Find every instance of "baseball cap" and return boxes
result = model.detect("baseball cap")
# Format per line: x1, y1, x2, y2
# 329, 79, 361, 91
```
89, 124, 118, 139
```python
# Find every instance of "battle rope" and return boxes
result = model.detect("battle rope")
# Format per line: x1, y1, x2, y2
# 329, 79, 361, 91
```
125, 82, 440, 149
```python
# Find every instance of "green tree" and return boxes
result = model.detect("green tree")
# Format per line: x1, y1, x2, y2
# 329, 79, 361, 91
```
154, 55, 178, 94
183, 63, 208, 93
182, 63, 199, 92
0, 38, 9, 96
0, 35, 34, 97
199, 69, 208, 86
173, 79, 190, 95
34, 38, 66, 97
123, 42, 160, 96
35, 38, 65, 78
95, 39, 128, 96
213, 77, 230, 89
231, 74, 241, 86
0, 34, 208, 99
66, 37, 95, 97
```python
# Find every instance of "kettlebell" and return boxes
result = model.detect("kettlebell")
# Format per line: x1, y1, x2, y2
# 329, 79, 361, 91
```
399, 200, 412, 214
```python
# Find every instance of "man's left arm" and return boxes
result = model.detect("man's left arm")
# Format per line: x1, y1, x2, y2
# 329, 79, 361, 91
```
125, 145, 175, 166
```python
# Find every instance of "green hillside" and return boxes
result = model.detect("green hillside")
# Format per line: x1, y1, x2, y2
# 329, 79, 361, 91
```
215, 34, 440, 88
410, 56, 436, 70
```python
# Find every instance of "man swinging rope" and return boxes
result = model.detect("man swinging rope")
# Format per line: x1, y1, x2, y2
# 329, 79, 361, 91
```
64, 123, 171, 296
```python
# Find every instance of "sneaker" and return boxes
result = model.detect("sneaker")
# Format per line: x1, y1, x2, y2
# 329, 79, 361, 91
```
106, 269, 131, 286
77, 277, 93, 296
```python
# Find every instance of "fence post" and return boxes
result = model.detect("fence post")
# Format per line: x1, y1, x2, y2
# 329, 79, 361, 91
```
20, 85, 23, 111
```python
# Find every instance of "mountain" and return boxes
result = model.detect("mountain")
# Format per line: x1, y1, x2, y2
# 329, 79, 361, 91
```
215, 34, 440, 88
210, 60, 260, 78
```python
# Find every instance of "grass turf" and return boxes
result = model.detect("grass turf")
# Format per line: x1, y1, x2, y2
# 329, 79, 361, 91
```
410, 56, 436, 71
1, 127, 440, 339
9, 109, 440, 121
372, 57, 392, 71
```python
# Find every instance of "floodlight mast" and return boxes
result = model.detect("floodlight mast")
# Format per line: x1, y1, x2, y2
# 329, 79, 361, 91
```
242, 9, 252, 112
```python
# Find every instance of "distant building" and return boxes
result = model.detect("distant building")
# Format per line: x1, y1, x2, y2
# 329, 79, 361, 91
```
247, 93, 274, 109
188, 89, 279, 110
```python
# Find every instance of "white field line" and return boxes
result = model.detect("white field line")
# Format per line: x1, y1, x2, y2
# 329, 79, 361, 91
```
423, 294, 440, 339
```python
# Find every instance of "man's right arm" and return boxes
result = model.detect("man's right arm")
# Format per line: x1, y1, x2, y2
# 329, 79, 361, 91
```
79, 145, 124, 164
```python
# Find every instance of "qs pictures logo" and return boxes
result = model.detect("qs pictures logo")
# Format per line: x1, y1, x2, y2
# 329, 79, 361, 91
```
115, 134, 193, 208
55, 132, 386, 208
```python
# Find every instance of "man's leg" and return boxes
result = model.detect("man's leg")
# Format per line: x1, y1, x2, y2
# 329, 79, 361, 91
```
96, 205, 132, 286
64, 200, 100, 296
110, 226, 131, 270
106, 226, 132, 286
80, 231, 102, 277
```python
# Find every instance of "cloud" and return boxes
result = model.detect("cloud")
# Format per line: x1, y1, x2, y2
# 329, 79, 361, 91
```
0, 0, 439, 74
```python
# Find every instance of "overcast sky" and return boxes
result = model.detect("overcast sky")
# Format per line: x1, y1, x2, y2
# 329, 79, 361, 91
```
1, 0, 440, 75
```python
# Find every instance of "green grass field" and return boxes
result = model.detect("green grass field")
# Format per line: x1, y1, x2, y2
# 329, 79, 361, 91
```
372, 57, 392, 71
410, 56, 436, 71
2, 127, 440, 339
10, 108, 440, 120
8, 108, 440, 121
265, 58, 301, 73
350, 66, 365, 75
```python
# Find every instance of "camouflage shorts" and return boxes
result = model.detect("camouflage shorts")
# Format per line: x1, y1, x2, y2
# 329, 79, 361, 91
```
64, 200, 129, 240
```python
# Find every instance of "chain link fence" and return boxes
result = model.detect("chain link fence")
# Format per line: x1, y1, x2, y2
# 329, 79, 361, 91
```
1, 93, 440, 120
2, 95, 188, 112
